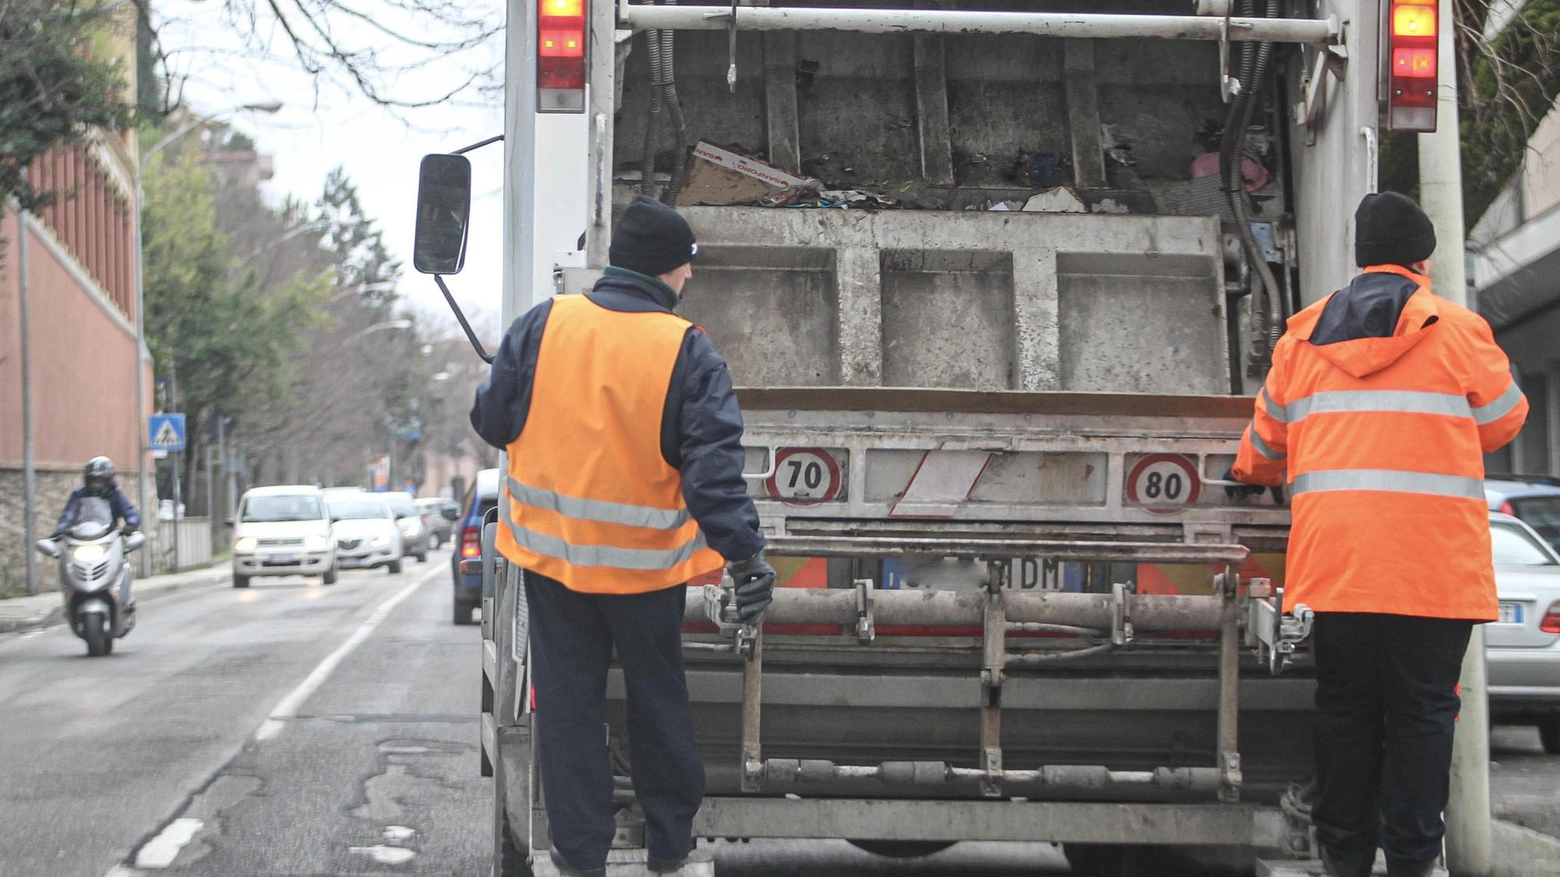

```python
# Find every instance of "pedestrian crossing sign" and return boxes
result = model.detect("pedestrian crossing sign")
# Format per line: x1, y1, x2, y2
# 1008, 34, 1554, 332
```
149, 414, 187, 452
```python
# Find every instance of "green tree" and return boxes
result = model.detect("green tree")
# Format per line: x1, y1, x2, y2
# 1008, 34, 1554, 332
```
140, 146, 330, 492
0, 0, 132, 212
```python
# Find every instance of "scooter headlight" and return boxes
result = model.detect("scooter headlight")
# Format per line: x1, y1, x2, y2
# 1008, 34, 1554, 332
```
234, 536, 258, 553
303, 534, 329, 551
72, 544, 106, 564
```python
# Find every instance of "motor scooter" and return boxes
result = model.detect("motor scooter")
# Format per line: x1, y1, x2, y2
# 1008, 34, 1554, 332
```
35, 496, 145, 657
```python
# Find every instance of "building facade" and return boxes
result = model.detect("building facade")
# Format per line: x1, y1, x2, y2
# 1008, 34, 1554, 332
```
1471, 100, 1560, 477
0, 138, 145, 594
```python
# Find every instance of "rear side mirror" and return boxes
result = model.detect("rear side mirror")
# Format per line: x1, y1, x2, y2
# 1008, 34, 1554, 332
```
124, 531, 147, 553
413, 153, 473, 275
35, 539, 62, 559
443, 508, 459, 521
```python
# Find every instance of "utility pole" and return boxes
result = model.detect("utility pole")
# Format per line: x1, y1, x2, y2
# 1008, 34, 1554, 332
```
1417, 0, 1492, 872
18, 170, 38, 596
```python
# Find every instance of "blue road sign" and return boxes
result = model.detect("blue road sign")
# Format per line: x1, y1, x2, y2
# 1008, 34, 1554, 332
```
150, 414, 187, 452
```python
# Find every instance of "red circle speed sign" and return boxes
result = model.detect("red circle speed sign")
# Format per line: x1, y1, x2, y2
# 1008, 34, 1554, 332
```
1125, 454, 1201, 514
765, 448, 842, 506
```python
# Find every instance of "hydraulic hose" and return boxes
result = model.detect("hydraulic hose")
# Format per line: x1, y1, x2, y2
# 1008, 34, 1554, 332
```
640, 16, 666, 199
1221, 0, 1285, 367
660, 3, 691, 206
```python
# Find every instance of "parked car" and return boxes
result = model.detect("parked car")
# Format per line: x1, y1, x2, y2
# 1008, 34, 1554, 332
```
1488, 511, 1560, 753
416, 497, 460, 548
230, 485, 336, 589
1486, 479, 1560, 552
451, 468, 500, 625
382, 491, 429, 563
327, 494, 403, 574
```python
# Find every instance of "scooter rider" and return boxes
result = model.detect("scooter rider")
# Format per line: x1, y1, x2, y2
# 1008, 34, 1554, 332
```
56, 456, 142, 608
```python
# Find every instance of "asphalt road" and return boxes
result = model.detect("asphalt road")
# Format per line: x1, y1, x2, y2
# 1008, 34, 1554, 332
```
0, 551, 1554, 877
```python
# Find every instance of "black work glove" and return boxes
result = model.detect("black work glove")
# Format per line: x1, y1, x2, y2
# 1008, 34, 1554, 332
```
728, 550, 776, 625
1223, 466, 1267, 500
122, 525, 138, 537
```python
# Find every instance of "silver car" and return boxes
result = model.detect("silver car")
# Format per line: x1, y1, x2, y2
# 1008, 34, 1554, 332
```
1488, 512, 1560, 753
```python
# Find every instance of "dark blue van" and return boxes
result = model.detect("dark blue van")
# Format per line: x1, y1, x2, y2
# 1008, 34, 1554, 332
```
451, 468, 500, 625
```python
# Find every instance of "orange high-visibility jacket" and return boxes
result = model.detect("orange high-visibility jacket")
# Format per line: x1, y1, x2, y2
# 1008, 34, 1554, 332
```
1233, 265, 1527, 621
496, 294, 726, 594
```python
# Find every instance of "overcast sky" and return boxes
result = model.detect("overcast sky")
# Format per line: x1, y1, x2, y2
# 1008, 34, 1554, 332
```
152, 0, 510, 342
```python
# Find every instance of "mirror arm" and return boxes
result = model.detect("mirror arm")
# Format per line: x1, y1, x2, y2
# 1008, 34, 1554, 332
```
434, 275, 496, 364
453, 134, 504, 155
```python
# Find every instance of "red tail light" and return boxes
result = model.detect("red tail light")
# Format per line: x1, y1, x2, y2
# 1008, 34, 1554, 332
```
1500, 501, 1516, 515
1541, 602, 1560, 635
538, 0, 586, 112
1386, 0, 1438, 132
460, 525, 482, 559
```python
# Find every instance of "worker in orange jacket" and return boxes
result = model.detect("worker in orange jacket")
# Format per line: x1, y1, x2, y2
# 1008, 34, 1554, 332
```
471, 196, 776, 877
1232, 192, 1527, 877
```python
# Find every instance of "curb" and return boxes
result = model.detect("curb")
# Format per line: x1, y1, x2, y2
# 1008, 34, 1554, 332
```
1493, 818, 1560, 876
0, 564, 229, 636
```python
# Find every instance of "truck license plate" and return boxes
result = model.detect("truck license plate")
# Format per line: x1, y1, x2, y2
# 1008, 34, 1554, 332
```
1499, 602, 1524, 624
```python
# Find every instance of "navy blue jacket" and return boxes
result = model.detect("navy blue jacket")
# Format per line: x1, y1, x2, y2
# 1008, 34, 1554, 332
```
470, 267, 765, 563
57, 484, 141, 534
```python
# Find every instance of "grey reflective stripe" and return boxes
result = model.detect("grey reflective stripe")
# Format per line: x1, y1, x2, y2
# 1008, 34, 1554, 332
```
507, 476, 692, 530
1285, 390, 1472, 423
1291, 469, 1485, 500
1473, 381, 1524, 425
1260, 387, 1288, 423
500, 513, 710, 571
1248, 422, 1285, 461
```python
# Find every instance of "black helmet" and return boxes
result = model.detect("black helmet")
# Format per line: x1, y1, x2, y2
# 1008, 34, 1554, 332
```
84, 456, 116, 494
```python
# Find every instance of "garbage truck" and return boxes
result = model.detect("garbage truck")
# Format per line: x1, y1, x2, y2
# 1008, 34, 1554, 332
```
409, 0, 1443, 872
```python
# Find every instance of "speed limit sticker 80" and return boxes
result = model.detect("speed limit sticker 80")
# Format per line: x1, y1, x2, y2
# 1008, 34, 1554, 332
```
765, 448, 845, 505
1124, 454, 1202, 514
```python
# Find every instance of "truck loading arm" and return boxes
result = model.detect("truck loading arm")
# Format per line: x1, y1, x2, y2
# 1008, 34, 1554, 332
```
618, 2, 1337, 45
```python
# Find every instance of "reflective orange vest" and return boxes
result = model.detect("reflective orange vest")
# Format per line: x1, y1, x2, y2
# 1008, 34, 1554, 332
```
496, 295, 725, 593
1234, 266, 1527, 621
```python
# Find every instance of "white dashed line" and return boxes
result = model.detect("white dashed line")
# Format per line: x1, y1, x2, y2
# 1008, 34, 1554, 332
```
134, 817, 204, 868
254, 570, 433, 742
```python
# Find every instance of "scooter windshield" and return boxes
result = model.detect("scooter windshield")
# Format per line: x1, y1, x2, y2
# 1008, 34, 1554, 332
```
68, 497, 115, 540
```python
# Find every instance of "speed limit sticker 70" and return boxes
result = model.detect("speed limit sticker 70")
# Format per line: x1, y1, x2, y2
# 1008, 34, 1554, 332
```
1125, 454, 1201, 514
766, 448, 843, 505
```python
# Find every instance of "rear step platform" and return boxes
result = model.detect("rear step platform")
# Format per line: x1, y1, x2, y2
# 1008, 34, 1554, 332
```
530, 849, 715, 877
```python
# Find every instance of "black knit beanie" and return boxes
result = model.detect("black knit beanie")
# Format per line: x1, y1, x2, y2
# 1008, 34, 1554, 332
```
609, 195, 698, 278
1354, 191, 1436, 268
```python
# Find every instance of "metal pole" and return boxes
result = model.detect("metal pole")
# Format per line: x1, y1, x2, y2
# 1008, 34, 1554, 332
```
170, 362, 180, 574
225, 421, 237, 521
132, 167, 151, 577
617, 3, 1337, 43
18, 174, 38, 596
217, 417, 226, 521
1417, 1, 1491, 870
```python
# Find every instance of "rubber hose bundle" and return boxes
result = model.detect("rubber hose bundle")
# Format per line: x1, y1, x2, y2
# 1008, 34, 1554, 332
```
639, 1, 692, 205
1220, 0, 1285, 364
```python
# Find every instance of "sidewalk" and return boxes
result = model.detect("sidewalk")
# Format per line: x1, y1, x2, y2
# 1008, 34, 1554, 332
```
0, 563, 230, 635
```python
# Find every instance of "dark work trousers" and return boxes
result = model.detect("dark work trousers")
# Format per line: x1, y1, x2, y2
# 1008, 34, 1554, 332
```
524, 571, 705, 870
1311, 612, 1474, 873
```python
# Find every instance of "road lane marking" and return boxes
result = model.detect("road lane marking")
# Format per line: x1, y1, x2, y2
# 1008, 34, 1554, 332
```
134, 817, 204, 868
254, 570, 434, 742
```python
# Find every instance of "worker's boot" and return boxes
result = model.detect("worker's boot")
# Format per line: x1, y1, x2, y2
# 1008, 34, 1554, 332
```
1385, 860, 1437, 877
1320, 845, 1375, 877
647, 854, 689, 874
548, 849, 606, 877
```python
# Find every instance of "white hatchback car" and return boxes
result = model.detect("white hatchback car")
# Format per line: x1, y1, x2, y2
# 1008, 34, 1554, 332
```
327, 493, 404, 574
1488, 512, 1560, 753
231, 486, 337, 588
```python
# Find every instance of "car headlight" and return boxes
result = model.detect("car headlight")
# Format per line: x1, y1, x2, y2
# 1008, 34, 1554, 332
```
234, 536, 258, 553
303, 534, 329, 551
401, 520, 422, 536
370, 535, 388, 547
73, 544, 107, 563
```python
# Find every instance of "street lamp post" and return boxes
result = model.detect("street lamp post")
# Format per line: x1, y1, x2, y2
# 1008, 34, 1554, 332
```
133, 101, 280, 575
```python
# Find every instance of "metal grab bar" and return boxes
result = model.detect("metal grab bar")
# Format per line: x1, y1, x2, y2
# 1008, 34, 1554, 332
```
685, 586, 1233, 632
618, 2, 1337, 44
